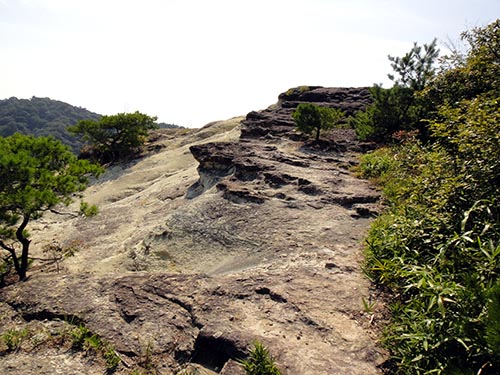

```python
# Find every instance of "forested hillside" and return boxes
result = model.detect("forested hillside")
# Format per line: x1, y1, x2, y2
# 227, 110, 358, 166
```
0, 97, 100, 152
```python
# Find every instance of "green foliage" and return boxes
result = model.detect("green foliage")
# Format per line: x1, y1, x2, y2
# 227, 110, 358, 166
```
239, 341, 282, 375
424, 20, 500, 104
361, 296, 376, 314
2, 328, 29, 351
292, 103, 344, 141
0, 134, 102, 280
350, 40, 439, 142
104, 345, 121, 370
71, 324, 92, 350
68, 111, 158, 163
485, 281, 500, 366
357, 147, 396, 181
0, 96, 100, 153
388, 39, 439, 91
362, 100, 500, 373
361, 22, 500, 372
70, 324, 121, 371
350, 84, 426, 141
79, 200, 99, 217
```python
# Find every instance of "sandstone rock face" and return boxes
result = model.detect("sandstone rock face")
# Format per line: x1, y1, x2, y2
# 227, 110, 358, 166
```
241, 86, 372, 139
0, 89, 386, 374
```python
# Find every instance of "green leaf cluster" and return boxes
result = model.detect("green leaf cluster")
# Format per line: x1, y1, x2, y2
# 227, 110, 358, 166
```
292, 103, 344, 141
359, 20, 500, 374
68, 111, 158, 163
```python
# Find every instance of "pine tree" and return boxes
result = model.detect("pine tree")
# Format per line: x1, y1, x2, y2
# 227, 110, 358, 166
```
0, 134, 102, 280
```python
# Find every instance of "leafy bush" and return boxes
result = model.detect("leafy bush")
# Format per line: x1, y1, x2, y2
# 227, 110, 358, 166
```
423, 20, 500, 104
354, 19, 500, 375
363, 97, 500, 374
104, 344, 121, 370
349, 85, 412, 141
357, 147, 395, 180
485, 281, 500, 367
71, 324, 92, 350
239, 341, 281, 375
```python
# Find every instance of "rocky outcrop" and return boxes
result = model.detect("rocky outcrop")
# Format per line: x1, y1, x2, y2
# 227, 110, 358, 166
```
2, 260, 385, 374
187, 134, 379, 210
241, 86, 372, 138
0, 88, 386, 374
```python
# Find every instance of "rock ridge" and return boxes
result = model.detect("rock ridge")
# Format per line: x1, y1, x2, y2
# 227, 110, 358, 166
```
0, 87, 386, 374
241, 86, 372, 139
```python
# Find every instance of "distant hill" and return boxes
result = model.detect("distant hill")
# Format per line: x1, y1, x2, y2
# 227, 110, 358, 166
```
157, 122, 185, 129
0, 96, 101, 152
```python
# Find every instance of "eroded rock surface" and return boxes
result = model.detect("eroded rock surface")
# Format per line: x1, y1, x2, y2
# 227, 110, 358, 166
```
0, 88, 386, 374
241, 86, 372, 139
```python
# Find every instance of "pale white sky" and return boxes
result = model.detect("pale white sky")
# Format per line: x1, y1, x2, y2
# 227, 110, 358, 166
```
1, 0, 499, 127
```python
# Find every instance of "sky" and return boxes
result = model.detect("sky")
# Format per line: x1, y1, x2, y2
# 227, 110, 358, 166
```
1, 1, 499, 127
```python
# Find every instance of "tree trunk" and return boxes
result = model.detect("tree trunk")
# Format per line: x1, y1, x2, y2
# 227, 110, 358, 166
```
315, 126, 320, 141
0, 240, 22, 278
15, 214, 31, 281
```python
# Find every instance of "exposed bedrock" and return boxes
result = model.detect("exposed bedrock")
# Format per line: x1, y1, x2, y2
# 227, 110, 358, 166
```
0, 86, 386, 374
241, 86, 372, 139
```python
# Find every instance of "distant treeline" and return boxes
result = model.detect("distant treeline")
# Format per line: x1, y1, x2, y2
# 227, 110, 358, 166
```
0, 97, 184, 153
0, 97, 100, 152
157, 122, 184, 129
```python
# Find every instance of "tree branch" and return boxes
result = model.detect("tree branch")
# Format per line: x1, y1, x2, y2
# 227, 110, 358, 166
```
0, 239, 15, 254
49, 208, 79, 218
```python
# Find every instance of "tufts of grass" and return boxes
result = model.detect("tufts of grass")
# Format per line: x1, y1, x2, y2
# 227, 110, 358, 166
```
2, 328, 29, 351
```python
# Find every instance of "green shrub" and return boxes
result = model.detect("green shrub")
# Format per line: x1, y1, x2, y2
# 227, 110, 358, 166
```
71, 324, 91, 350
2, 328, 29, 351
104, 345, 121, 370
360, 20, 500, 375
69, 323, 121, 371
79, 200, 99, 217
239, 341, 281, 375
363, 139, 500, 373
348, 105, 377, 141
68, 111, 158, 163
357, 147, 395, 180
